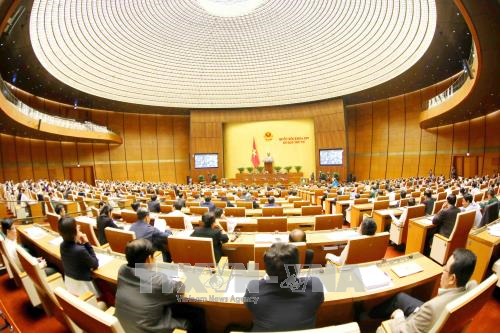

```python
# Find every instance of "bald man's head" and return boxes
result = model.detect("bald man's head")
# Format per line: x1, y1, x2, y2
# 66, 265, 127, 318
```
289, 229, 307, 243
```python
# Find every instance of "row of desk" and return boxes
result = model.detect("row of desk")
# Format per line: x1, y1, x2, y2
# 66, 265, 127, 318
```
17, 224, 443, 332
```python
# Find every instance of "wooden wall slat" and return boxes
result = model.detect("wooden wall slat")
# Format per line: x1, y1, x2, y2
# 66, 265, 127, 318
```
15, 137, 34, 180
370, 100, 389, 179
30, 139, 48, 180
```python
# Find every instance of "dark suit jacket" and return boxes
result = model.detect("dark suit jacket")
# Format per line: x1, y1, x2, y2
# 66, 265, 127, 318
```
60, 241, 98, 281
423, 198, 435, 215
129, 220, 172, 252
244, 277, 324, 332
432, 205, 460, 238
200, 202, 216, 212
96, 215, 120, 245
191, 227, 229, 263
148, 200, 161, 213
115, 265, 186, 333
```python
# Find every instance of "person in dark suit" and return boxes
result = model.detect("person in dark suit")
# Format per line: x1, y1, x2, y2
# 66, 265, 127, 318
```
191, 212, 228, 263
244, 243, 324, 331
96, 204, 120, 245
59, 217, 99, 296
129, 208, 172, 262
263, 196, 279, 207
147, 195, 161, 213
289, 229, 313, 265
432, 194, 461, 238
115, 239, 205, 333
200, 196, 216, 212
422, 189, 435, 215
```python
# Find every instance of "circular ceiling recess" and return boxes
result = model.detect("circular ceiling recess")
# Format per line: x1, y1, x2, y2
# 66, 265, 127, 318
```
30, 0, 436, 108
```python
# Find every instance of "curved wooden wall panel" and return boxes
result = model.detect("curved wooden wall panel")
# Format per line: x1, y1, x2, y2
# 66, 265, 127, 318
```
0, 112, 190, 183
346, 84, 500, 180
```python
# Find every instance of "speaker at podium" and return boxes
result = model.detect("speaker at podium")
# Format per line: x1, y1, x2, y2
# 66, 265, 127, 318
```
264, 152, 274, 173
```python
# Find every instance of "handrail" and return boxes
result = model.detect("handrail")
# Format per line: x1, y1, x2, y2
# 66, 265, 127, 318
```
1, 78, 114, 134
426, 43, 475, 109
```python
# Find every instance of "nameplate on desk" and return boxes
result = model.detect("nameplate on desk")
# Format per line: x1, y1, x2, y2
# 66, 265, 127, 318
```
255, 234, 288, 243
24, 227, 47, 239
391, 262, 423, 278
49, 237, 63, 246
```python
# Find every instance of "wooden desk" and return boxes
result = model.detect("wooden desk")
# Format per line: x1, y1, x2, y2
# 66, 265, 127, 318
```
17, 224, 442, 333
466, 220, 500, 282
182, 207, 302, 217
324, 198, 336, 215
350, 203, 374, 228
372, 209, 403, 233
335, 200, 352, 215
405, 216, 436, 255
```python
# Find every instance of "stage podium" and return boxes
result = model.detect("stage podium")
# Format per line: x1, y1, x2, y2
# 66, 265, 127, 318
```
264, 160, 273, 174
264, 154, 274, 173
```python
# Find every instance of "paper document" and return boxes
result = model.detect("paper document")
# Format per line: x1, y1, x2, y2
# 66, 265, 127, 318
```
154, 218, 167, 232
391, 262, 423, 278
75, 216, 96, 225
96, 253, 114, 268
254, 234, 288, 243
175, 230, 194, 238
327, 230, 359, 241
487, 224, 500, 237
49, 237, 63, 246
356, 265, 392, 290
224, 275, 255, 297
420, 216, 434, 226
24, 227, 47, 240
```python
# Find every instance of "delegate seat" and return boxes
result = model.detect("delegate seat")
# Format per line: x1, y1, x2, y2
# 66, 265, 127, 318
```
301, 205, 323, 216
380, 274, 497, 333
254, 242, 307, 269
104, 228, 135, 254
389, 205, 426, 245
262, 207, 284, 217
47, 212, 61, 233
430, 210, 476, 265
257, 217, 288, 232
314, 214, 343, 231
168, 236, 218, 267
224, 207, 246, 217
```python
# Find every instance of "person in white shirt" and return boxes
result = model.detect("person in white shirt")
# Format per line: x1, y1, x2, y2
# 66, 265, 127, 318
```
470, 182, 481, 197
1, 219, 54, 275
461, 193, 482, 227
166, 201, 193, 230
389, 198, 416, 227
325, 218, 377, 265
388, 188, 396, 202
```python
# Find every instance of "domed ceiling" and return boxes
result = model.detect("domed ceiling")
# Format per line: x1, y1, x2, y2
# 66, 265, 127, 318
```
29, 0, 437, 108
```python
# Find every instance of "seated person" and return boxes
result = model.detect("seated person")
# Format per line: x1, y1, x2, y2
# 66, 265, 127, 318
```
200, 196, 216, 212
131, 201, 141, 212
289, 229, 314, 265
461, 193, 482, 227
115, 239, 205, 333
370, 248, 477, 333
191, 212, 228, 263
480, 189, 498, 210
389, 198, 416, 227
214, 208, 227, 230
263, 196, 280, 207
59, 217, 99, 296
432, 194, 460, 239
166, 201, 193, 230
220, 196, 235, 207
54, 203, 66, 217
345, 193, 361, 224
244, 243, 324, 331
325, 217, 377, 265
130, 208, 172, 262
147, 195, 161, 213
422, 189, 435, 215
1, 219, 56, 276
96, 204, 121, 245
